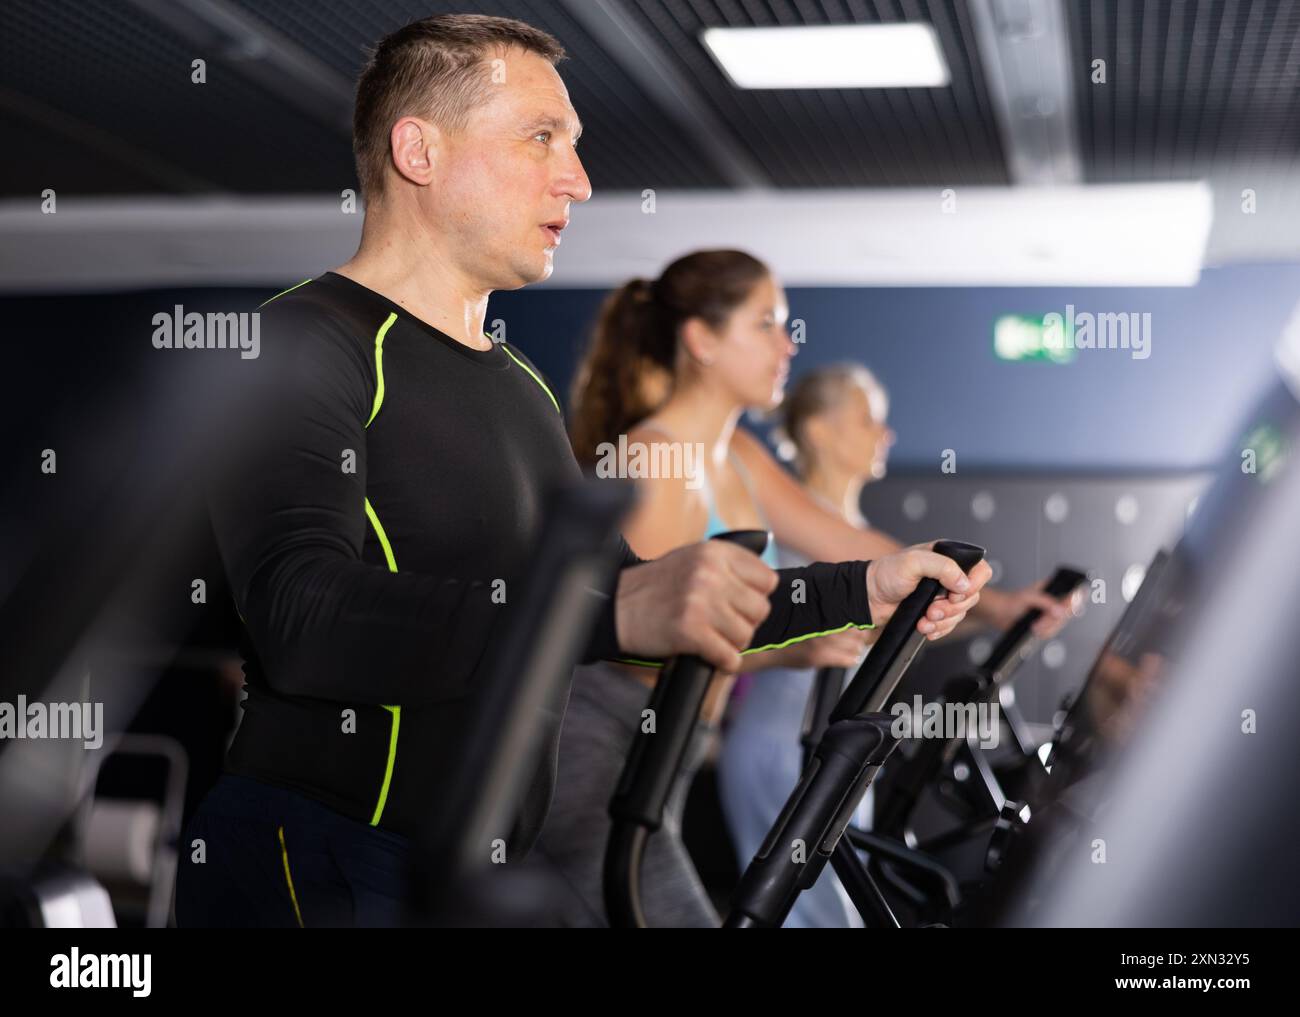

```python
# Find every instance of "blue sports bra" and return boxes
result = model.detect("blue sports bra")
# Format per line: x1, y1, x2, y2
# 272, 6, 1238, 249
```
638, 423, 780, 568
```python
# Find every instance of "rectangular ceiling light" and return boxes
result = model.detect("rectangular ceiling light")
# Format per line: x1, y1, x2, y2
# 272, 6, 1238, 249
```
701, 23, 950, 89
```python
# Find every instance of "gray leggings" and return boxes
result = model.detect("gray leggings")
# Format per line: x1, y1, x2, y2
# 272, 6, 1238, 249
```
531, 662, 719, 927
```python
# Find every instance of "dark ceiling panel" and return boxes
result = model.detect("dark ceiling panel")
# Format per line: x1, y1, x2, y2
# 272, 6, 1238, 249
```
228, 0, 731, 189
1071, 0, 1300, 181
614, 0, 1011, 187
0, 0, 356, 195
11, 2, 1300, 198
0, 109, 163, 197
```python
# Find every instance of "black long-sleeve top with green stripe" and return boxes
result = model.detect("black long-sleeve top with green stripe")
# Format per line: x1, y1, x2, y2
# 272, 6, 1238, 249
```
209, 271, 873, 847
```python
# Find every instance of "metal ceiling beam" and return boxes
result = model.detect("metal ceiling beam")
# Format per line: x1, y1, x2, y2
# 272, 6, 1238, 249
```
967, 0, 1082, 185
558, 0, 771, 191
126, 0, 355, 135
0, 184, 1214, 292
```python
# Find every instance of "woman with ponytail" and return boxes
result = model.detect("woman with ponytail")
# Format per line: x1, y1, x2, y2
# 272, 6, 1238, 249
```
537, 252, 871, 927
537, 251, 1071, 926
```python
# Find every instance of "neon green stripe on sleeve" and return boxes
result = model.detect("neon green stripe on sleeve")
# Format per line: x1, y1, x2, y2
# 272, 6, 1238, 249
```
741, 620, 875, 655
609, 618, 875, 669
363, 498, 398, 572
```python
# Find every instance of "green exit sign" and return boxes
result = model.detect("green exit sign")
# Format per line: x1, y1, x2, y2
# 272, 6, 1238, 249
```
993, 314, 1076, 364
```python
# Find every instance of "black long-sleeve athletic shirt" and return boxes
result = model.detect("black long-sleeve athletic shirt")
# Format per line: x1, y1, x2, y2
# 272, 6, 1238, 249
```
209, 271, 873, 846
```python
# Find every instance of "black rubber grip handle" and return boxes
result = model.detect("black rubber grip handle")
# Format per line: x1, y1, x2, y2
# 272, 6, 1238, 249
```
982, 565, 1087, 679
933, 538, 987, 575
831, 540, 985, 722
605, 529, 771, 928
719, 528, 771, 558
609, 529, 770, 826
1044, 566, 1088, 599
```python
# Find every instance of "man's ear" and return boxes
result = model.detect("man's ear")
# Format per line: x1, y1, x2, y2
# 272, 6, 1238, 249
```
389, 116, 439, 188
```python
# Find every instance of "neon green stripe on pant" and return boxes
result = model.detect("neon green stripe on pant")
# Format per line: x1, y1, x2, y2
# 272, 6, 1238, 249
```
363, 494, 401, 826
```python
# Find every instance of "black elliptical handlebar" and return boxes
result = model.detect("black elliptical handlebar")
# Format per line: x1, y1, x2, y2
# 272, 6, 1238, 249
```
872, 565, 1087, 840
984, 566, 1087, 687
604, 529, 771, 929
800, 666, 847, 764
724, 540, 986, 928
831, 541, 988, 721
413, 479, 636, 924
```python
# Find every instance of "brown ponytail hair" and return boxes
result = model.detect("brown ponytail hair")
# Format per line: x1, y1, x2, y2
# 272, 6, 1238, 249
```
569, 249, 770, 464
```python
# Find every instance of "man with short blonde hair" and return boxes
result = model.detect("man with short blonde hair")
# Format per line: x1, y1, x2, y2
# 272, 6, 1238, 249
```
176, 13, 986, 928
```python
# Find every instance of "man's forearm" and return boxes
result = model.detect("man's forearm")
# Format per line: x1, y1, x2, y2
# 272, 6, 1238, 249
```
593, 553, 873, 665
746, 560, 873, 652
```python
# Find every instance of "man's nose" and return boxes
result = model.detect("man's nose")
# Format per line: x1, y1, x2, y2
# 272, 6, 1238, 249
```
559, 147, 592, 203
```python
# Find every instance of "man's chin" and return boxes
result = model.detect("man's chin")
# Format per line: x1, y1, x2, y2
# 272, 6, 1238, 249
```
517, 254, 554, 287
495, 257, 552, 291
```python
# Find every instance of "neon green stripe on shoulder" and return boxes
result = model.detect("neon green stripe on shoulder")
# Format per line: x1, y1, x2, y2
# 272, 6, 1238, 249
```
366, 313, 398, 428
501, 344, 560, 414
259, 277, 314, 308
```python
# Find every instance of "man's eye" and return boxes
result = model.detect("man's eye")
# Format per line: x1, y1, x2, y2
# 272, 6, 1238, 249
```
534, 131, 551, 144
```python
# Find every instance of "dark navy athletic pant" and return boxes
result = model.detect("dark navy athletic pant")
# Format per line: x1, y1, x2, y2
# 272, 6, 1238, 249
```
175, 774, 412, 928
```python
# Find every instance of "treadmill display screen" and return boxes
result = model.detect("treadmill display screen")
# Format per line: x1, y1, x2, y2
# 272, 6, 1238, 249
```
1044, 376, 1298, 795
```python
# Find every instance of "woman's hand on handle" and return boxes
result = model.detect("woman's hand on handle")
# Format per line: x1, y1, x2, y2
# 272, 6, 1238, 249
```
865, 542, 993, 641
975, 581, 1080, 639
